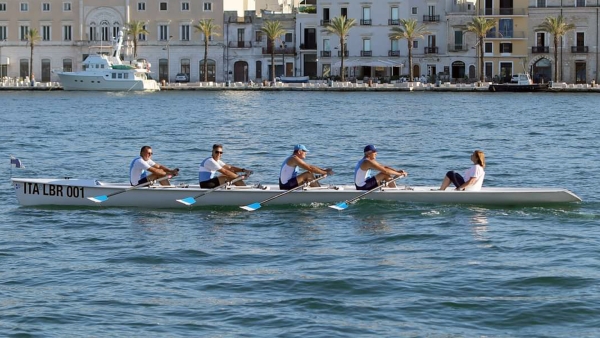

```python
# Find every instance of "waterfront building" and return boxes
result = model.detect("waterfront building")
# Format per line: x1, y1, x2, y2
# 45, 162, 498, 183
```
474, 0, 530, 83
0, 0, 225, 83
528, 0, 600, 84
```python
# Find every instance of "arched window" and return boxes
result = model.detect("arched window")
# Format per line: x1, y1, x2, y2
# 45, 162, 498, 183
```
199, 59, 216, 82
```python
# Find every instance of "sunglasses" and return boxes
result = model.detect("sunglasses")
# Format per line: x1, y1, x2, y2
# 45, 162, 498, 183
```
147, 152, 153, 155
214, 151, 223, 154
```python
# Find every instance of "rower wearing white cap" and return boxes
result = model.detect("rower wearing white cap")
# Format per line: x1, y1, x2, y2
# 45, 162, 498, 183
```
354, 144, 407, 190
279, 144, 333, 190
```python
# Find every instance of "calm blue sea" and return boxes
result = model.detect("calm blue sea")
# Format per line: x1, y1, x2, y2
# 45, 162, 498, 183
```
0, 90, 599, 337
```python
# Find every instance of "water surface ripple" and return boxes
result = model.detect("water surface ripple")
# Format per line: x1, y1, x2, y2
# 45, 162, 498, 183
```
1, 91, 599, 337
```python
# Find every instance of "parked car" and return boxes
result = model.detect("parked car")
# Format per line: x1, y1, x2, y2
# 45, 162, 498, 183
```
175, 73, 189, 83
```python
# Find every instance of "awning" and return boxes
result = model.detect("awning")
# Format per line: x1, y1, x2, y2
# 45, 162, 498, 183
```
0, 56, 9, 65
331, 59, 404, 67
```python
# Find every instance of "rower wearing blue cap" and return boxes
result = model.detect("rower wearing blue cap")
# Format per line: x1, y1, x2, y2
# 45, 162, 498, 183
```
279, 144, 333, 190
354, 144, 407, 190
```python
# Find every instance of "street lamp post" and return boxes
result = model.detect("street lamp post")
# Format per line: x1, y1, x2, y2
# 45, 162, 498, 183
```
280, 42, 286, 77
0, 39, 6, 78
162, 35, 173, 83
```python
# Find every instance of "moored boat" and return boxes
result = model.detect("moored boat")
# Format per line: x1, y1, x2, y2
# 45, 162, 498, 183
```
56, 31, 160, 92
279, 76, 310, 84
11, 178, 582, 209
488, 73, 549, 92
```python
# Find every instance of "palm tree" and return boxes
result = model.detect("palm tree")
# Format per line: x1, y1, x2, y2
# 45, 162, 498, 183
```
26, 28, 41, 81
535, 15, 575, 82
126, 20, 149, 59
389, 18, 431, 82
325, 16, 356, 82
260, 20, 286, 83
466, 17, 496, 82
194, 19, 221, 82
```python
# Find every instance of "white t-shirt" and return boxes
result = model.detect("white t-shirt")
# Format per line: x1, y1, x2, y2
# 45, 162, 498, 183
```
464, 164, 485, 191
199, 157, 225, 182
129, 157, 156, 185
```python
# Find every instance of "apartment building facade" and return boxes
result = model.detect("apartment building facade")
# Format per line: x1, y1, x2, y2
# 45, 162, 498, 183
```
0, 0, 225, 83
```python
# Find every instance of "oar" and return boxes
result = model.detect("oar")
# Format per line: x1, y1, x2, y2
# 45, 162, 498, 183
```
240, 174, 329, 211
88, 175, 172, 203
329, 174, 406, 211
176, 175, 247, 206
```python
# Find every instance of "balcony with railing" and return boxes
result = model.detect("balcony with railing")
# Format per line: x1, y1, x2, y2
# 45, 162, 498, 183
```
481, 8, 526, 16
571, 46, 589, 53
320, 19, 330, 26
300, 43, 317, 50
228, 16, 253, 23
532, 46, 549, 53
485, 31, 526, 39
320, 51, 331, 57
388, 50, 400, 57
262, 46, 296, 55
423, 15, 440, 22
229, 41, 252, 48
388, 19, 400, 25
338, 50, 349, 57
360, 19, 372, 25
448, 43, 469, 52
424, 46, 439, 54
361, 50, 372, 57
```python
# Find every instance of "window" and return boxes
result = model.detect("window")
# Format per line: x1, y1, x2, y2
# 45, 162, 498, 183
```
323, 39, 330, 51
181, 59, 190, 76
0, 3, 5, 11
63, 25, 72, 41
255, 31, 262, 42
500, 43, 512, 53
138, 2, 145, 11
20, 59, 29, 78
391, 7, 399, 20
182, 2, 189, 11
19, 25, 29, 41
411, 7, 418, 15
63, 2, 71, 11
484, 42, 493, 53
160, 2, 167, 10
181, 25, 190, 41
413, 40, 418, 48
204, 2, 212, 11
42, 25, 51, 41
362, 39, 371, 56
537, 0, 546, 7
256, 61, 262, 79
20, 2, 29, 11
201, 33, 213, 42
138, 25, 147, 41
0, 26, 6, 40
576, 0, 585, 6
391, 39, 399, 51
361, 7, 371, 25
159, 25, 169, 40
285, 33, 292, 43
42, 3, 50, 11
485, 62, 492, 80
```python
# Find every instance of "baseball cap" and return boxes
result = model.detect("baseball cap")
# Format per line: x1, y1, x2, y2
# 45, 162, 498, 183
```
294, 144, 309, 152
364, 144, 377, 153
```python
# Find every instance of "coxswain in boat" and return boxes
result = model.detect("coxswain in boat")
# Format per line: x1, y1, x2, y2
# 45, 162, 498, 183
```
199, 144, 252, 188
354, 145, 407, 190
279, 144, 333, 190
438, 150, 486, 191
129, 146, 179, 186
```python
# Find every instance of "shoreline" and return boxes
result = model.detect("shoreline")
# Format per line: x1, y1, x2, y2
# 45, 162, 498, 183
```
1, 82, 598, 93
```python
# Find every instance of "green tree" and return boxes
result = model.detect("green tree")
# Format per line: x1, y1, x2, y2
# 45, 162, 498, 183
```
26, 28, 41, 81
389, 19, 431, 81
465, 17, 496, 82
535, 15, 575, 82
325, 16, 356, 82
126, 20, 149, 59
260, 20, 286, 82
194, 19, 221, 82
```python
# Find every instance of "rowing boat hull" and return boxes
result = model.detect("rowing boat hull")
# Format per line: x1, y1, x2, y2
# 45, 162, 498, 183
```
10, 178, 582, 209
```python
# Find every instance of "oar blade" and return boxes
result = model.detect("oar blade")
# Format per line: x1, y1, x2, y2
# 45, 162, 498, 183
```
176, 197, 196, 206
240, 202, 262, 211
88, 195, 108, 203
329, 202, 348, 211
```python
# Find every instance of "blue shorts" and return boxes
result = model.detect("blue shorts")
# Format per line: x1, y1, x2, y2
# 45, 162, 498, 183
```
356, 176, 378, 190
279, 177, 299, 190
446, 171, 465, 188
135, 177, 149, 186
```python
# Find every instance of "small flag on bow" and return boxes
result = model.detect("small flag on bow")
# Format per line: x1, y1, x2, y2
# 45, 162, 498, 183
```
10, 156, 25, 168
